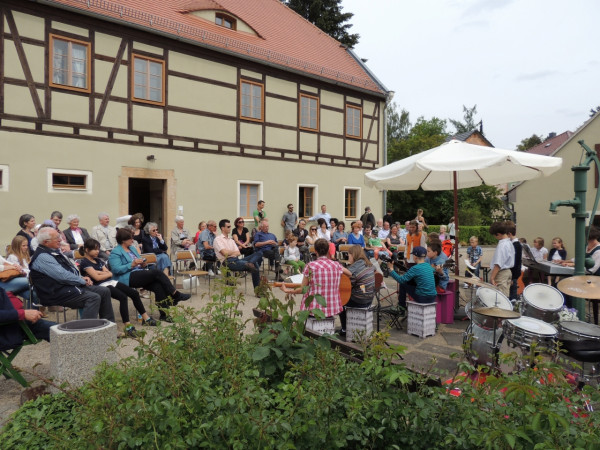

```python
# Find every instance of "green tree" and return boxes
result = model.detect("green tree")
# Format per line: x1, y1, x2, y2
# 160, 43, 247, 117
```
516, 134, 543, 151
388, 116, 447, 163
283, 0, 360, 48
449, 104, 479, 134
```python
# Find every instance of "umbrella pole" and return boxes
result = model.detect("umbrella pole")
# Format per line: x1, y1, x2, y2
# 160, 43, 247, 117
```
453, 172, 460, 310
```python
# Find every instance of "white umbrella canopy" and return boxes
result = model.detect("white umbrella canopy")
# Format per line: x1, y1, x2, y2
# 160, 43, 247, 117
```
364, 139, 562, 190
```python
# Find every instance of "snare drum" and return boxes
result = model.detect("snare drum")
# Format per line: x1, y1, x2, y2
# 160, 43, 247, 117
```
464, 323, 502, 368
522, 283, 564, 323
467, 287, 512, 329
504, 316, 557, 353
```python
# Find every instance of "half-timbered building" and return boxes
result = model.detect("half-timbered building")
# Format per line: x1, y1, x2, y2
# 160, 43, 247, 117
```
0, 0, 390, 245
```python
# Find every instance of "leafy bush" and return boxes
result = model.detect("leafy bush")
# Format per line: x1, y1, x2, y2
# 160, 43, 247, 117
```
2, 278, 600, 448
427, 225, 496, 245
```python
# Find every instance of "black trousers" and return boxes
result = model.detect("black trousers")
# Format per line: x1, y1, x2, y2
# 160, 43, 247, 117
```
128, 269, 176, 317
108, 282, 146, 323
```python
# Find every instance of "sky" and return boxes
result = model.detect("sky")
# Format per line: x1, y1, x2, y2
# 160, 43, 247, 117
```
342, 0, 600, 149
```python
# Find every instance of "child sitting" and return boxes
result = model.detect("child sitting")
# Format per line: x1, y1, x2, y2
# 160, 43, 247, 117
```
465, 236, 482, 287
386, 246, 437, 309
531, 237, 548, 261
283, 236, 305, 274
426, 242, 449, 293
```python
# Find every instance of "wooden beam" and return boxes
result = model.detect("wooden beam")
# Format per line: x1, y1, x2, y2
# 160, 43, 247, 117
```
94, 38, 127, 125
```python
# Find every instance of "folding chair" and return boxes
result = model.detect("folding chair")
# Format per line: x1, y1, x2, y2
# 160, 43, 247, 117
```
28, 276, 76, 323
0, 321, 39, 387
373, 273, 404, 330
174, 250, 209, 295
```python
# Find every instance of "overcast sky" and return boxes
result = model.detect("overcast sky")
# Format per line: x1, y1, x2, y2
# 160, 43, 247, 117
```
343, 0, 599, 149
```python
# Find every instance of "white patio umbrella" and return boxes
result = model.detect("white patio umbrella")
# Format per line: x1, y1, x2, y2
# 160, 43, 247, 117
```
364, 139, 562, 273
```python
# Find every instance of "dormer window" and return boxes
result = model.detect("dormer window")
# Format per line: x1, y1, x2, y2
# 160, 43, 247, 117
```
216, 13, 236, 30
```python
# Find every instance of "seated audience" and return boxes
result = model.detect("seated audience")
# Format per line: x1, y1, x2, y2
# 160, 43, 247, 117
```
399, 221, 410, 242
198, 220, 219, 276
386, 246, 437, 310
109, 228, 190, 322
438, 225, 448, 241
292, 219, 311, 262
283, 236, 306, 274
347, 221, 366, 247
80, 239, 157, 336
128, 213, 145, 252
6, 236, 31, 276
330, 218, 339, 231
141, 222, 172, 276
0, 287, 55, 349
16, 214, 36, 255
253, 220, 283, 280
90, 212, 117, 260
213, 219, 263, 289
305, 224, 320, 246
373, 219, 384, 237
332, 222, 349, 249
364, 226, 392, 260
378, 221, 391, 240
30, 228, 114, 321
531, 237, 548, 261
280, 239, 350, 320
232, 217, 253, 257
386, 225, 405, 261
170, 215, 193, 258
317, 218, 336, 258
548, 237, 567, 262
338, 246, 375, 336
0, 253, 31, 302
63, 214, 91, 251
193, 221, 207, 245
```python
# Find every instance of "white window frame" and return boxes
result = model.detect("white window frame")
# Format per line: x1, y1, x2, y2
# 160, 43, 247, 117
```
297, 183, 318, 219
47, 168, 93, 193
343, 186, 361, 220
0, 165, 8, 192
237, 180, 263, 219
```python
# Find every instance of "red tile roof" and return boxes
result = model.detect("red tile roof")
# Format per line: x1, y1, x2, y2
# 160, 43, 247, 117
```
527, 131, 573, 156
41, 0, 385, 95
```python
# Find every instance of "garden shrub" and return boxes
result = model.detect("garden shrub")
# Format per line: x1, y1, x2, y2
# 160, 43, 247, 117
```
2, 278, 600, 448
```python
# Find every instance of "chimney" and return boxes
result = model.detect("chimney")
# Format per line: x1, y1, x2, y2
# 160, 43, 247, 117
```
548, 132, 556, 139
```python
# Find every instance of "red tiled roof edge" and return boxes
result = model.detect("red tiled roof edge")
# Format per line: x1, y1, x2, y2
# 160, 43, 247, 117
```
39, 0, 386, 96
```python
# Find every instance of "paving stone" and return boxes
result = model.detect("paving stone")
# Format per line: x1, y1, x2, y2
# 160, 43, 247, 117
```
442, 332, 466, 347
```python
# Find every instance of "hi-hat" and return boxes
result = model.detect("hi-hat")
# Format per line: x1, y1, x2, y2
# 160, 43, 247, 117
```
472, 307, 521, 319
557, 276, 600, 299
450, 274, 494, 288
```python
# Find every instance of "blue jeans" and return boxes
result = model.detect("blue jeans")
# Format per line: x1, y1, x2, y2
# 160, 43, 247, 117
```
223, 250, 263, 287
0, 277, 30, 301
28, 318, 57, 342
398, 283, 436, 308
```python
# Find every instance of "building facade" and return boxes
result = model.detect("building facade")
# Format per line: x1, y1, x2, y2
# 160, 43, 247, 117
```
0, 0, 389, 246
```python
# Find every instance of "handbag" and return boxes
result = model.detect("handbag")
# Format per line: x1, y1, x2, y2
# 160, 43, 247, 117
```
0, 268, 23, 282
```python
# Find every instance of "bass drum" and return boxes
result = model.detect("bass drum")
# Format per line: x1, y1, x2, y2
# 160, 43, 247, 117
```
521, 283, 564, 323
468, 287, 512, 329
504, 316, 557, 353
464, 323, 502, 368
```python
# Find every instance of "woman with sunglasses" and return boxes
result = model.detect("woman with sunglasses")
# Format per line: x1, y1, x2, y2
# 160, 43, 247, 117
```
232, 217, 253, 256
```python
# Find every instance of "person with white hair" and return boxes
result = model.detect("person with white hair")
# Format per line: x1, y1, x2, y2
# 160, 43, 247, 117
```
30, 228, 115, 321
90, 212, 117, 260
63, 214, 91, 250
142, 222, 172, 275
170, 215, 192, 258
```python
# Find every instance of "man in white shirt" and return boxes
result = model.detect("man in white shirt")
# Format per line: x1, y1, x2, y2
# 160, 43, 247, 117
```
308, 205, 331, 228
489, 221, 514, 297
90, 212, 117, 260
213, 219, 263, 289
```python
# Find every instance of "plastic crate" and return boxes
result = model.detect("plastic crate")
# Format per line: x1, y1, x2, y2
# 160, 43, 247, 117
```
346, 307, 373, 341
407, 301, 437, 338
436, 290, 455, 324
305, 317, 335, 335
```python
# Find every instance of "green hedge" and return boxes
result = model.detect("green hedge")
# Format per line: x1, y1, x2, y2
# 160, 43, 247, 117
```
426, 225, 495, 245
2, 277, 599, 449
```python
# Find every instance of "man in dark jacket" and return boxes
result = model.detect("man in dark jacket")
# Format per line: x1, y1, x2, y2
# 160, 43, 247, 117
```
30, 228, 114, 321
360, 206, 376, 230
0, 287, 55, 351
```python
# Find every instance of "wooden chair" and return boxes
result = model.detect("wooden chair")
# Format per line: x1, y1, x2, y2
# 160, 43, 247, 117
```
174, 250, 209, 295
0, 321, 39, 387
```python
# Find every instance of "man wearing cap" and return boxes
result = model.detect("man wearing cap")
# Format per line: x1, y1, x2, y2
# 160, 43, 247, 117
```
360, 207, 376, 230
385, 246, 437, 310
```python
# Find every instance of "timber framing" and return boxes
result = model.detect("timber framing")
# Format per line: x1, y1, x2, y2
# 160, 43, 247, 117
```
0, 0, 385, 169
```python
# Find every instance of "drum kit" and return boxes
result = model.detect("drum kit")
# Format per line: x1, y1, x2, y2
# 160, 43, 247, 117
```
456, 273, 600, 385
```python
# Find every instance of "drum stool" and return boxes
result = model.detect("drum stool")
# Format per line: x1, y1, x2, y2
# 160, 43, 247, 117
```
407, 301, 437, 338
345, 307, 373, 341
305, 317, 335, 335
561, 339, 600, 380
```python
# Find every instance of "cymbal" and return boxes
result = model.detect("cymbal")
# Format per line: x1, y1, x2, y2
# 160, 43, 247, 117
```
450, 274, 493, 288
472, 307, 521, 319
557, 276, 600, 299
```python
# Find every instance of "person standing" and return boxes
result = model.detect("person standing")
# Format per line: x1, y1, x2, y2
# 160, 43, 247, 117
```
505, 221, 522, 301
253, 200, 267, 228
309, 205, 331, 228
383, 208, 394, 228
488, 221, 514, 298
360, 207, 376, 230
281, 204, 298, 234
